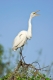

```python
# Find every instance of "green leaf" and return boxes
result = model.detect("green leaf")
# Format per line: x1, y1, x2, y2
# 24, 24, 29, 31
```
45, 77, 50, 80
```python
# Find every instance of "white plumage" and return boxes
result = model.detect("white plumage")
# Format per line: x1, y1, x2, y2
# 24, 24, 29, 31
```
12, 10, 40, 51
13, 31, 27, 50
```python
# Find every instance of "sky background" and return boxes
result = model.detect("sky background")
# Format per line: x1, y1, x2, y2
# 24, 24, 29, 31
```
0, 0, 53, 75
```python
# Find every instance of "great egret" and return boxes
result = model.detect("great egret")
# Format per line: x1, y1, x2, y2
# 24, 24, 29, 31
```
12, 10, 40, 52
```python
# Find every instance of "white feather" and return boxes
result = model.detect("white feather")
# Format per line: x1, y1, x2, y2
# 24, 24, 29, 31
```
12, 10, 40, 51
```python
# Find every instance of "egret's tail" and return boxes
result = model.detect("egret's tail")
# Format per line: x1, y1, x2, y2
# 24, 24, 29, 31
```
12, 47, 17, 51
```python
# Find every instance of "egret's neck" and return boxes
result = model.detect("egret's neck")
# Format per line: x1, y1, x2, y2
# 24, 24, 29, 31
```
27, 16, 32, 39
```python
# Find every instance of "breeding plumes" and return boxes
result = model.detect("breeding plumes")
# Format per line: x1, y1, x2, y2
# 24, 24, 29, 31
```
12, 10, 40, 51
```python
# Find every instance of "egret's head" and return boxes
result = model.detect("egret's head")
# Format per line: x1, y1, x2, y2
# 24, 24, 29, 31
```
30, 10, 40, 18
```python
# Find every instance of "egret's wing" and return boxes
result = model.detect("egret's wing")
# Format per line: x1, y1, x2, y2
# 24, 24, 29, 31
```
13, 33, 23, 47
13, 31, 27, 49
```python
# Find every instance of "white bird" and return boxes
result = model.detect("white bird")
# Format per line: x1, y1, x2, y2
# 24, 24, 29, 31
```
12, 10, 40, 51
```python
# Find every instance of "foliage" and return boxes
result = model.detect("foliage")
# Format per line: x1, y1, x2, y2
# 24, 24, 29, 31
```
0, 44, 14, 77
0, 71, 50, 80
0, 44, 52, 79
0, 44, 5, 76
0, 44, 4, 56
0, 60, 51, 80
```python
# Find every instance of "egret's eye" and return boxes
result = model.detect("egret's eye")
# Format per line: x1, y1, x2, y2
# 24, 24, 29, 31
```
33, 12, 35, 14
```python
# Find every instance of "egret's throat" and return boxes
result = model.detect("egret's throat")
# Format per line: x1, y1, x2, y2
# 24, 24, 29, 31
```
27, 17, 32, 39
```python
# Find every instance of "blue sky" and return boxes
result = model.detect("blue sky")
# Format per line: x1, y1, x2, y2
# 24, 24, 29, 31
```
0, 0, 53, 69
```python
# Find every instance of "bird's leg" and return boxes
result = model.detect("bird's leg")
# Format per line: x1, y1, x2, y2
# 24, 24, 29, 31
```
20, 47, 25, 62
20, 47, 22, 61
